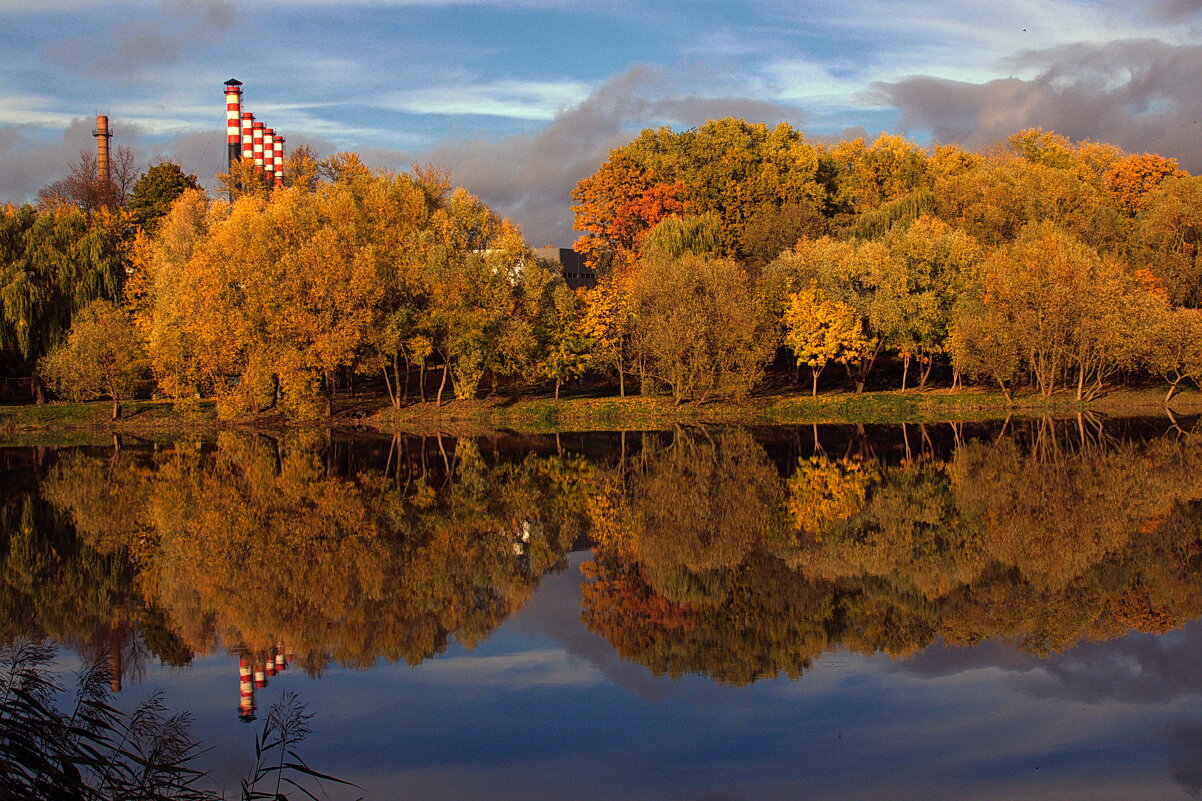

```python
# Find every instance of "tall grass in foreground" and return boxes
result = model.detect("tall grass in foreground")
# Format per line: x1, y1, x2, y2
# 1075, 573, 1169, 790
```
0, 639, 358, 800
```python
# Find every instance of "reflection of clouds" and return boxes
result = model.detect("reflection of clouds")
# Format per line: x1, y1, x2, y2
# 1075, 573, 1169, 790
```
1167, 719, 1202, 793
505, 550, 684, 701
893, 623, 1202, 706
409, 648, 604, 688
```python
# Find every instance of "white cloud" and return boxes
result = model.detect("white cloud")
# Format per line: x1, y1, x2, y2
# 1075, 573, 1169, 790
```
383, 80, 593, 120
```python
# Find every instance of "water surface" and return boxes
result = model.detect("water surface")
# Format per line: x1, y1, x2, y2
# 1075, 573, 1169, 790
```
4, 417, 1202, 799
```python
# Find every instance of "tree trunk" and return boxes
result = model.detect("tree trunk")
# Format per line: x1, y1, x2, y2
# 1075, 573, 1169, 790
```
901, 354, 910, 392
1166, 376, 1183, 404
323, 371, 334, 417
619, 370, 625, 398
33, 372, 45, 405
419, 356, 427, 403
111, 399, 122, 421
811, 368, 819, 397
436, 357, 449, 407
555, 378, 561, 400
919, 358, 934, 391
383, 367, 396, 408
398, 354, 408, 405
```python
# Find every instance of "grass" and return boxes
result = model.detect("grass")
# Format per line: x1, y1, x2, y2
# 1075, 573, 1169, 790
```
3, 383, 1197, 439
0, 398, 221, 440
367, 384, 1202, 434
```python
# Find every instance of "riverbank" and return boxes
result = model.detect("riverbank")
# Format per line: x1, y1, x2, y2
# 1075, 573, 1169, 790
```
2, 386, 1199, 440
370, 385, 1202, 434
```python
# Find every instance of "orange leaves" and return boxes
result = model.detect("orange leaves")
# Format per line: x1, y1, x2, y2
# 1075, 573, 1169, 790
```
1103, 152, 1185, 215
571, 151, 686, 268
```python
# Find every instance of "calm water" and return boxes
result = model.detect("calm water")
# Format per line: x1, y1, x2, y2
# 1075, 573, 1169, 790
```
4, 418, 1202, 799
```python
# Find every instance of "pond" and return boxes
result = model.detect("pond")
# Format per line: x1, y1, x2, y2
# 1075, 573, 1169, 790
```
3, 416, 1202, 799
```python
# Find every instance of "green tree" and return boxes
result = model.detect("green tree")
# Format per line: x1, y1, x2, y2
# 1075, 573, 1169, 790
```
0, 205, 128, 399
125, 161, 202, 234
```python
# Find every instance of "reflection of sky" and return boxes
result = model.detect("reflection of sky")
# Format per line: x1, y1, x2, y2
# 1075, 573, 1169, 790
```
93, 552, 1202, 801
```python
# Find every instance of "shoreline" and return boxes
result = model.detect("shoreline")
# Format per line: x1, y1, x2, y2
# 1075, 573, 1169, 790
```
2, 386, 1199, 441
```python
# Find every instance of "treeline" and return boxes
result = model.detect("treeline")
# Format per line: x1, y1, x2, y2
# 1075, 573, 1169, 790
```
6, 124, 1202, 416
5, 421, 1202, 681
573, 122, 1202, 403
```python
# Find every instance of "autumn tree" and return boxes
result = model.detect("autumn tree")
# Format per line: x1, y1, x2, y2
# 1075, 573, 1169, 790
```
1103, 153, 1185, 216
572, 118, 829, 265
537, 283, 591, 399
1132, 175, 1202, 307
764, 236, 904, 393
783, 285, 875, 396
628, 252, 772, 403
39, 300, 146, 419
1146, 307, 1202, 403
581, 275, 635, 396
968, 224, 1159, 398
882, 215, 982, 389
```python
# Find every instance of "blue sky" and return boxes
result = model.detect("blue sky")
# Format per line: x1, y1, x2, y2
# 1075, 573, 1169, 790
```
3, 0, 1202, 243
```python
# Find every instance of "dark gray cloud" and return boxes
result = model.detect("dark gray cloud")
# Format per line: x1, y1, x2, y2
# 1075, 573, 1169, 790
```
875, 38, 1202, 171
1155, 0, 1202, 19
46, 0, 236, 79
361, 65, 806, 246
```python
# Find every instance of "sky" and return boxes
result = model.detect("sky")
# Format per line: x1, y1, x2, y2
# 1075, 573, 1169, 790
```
4, 0, 1202, 244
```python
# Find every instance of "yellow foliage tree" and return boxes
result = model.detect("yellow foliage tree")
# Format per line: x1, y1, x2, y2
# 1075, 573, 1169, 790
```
783, 285, 875, 396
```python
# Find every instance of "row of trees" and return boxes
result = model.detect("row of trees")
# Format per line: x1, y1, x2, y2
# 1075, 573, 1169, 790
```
10, 123, 1202, 414
7, 420, 1202, 680
566, 122, 1202, 403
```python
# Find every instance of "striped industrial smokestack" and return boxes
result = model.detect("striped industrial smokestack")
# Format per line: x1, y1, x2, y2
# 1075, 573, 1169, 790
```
274, 135, 285, 187
241, 112, 254, 161
252, 121, 265, 171
224, 79, 243, 170
263, 128, 276, 179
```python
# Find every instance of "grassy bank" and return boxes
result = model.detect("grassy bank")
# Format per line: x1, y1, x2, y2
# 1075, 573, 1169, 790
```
0, 399, 221, 442
367, 385, 1202, 434
3, 385, 1198, 440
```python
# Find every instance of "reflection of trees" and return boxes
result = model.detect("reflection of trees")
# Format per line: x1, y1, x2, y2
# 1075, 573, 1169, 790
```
582, 420, 1202, 683
7, 419, 1202, 689
16, 434, 588, 675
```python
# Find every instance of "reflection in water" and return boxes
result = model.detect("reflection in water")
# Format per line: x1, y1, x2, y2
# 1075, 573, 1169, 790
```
2, 418, 1202, 703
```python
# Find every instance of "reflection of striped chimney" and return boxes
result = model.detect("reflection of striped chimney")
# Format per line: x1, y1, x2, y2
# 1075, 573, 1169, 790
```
254, 660, 267, 689
263, 128, 276, 180
274, 136, 285, 187
239, 656, 256, 722
252, 122, 265, 171
241, 112, 254, 161
275, 641, 287, 671
223, 79, 243, 171
265, 653, 276, 678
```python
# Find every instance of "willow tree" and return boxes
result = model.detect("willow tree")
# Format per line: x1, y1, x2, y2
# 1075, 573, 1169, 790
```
0, 205, 127, 400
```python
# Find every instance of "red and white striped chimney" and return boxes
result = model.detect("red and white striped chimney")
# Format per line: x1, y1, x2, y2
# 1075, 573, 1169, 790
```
252, 121, 265, 172
241, 112, 254, 161
263, 128, 276, 180
273, 136, 285, 187
223, 79, 242, 171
